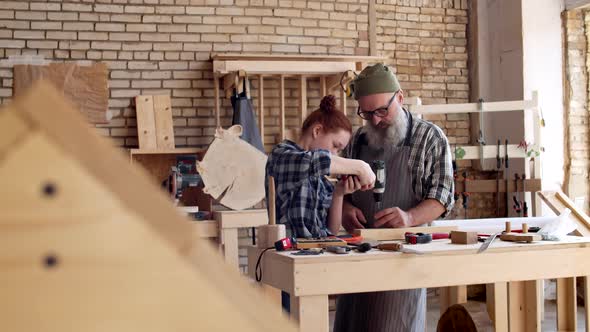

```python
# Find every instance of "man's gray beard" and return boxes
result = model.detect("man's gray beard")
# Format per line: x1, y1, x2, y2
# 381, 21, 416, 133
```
362, 107, 408, 148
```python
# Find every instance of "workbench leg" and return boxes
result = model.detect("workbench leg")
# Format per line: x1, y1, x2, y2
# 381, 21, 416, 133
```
508, 280, 540, 332
556, 277, 577, 332
585, 276, 590, 332
290, 295, 329, 332
486, 282, 508, 332
439, 285, 467, 316
221, 228, 239, 270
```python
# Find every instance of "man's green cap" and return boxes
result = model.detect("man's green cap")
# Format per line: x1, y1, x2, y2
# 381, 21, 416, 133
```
351, 63, 401, 100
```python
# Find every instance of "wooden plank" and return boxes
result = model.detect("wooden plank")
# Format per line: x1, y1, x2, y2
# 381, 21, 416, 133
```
0, 106, 30, 157
152, 95, 175, 149
221, 228, 239, 269
135, 95, 157, 150
129, 148, 203, 155
368, 0, 377, 56
213, 209, 269, 229
486, 282, 509, 332
508, 280, 540, 332
290, 295, 329, 332
340, 87, 347, 115
353, 226, 458, 240
192, 220, 219, 238
407, 98, 538, 115
280, 75, 285, 140
565, 0, 590, 10
538, 191, 590, 237
556, 277, 577, 332
457, 144, 528, 160
455, 179, 542, 193
300, 76, 307, 124
320, 76, 328, 97
212, 53, 387, 62
214, 75, 220, 127
215, 61, 356, 75
258, 75, 265, 143
439, 286, 467, 315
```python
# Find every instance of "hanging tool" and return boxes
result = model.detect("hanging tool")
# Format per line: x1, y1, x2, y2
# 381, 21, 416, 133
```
462, 171, 470, 219
521, 173, 528, 217
371, 160, 386, 212
476, 98, 486, 167
513, 174, 522, 216
496, 139, 502, 217
452, 145, 460, 204
504, 139, 510, 217
376, 242, 424, 255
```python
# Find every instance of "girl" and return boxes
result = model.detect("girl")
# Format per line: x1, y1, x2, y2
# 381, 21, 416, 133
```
265, 95, 375, 238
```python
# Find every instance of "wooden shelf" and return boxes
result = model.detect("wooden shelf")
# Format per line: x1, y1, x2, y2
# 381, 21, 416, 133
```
129, 148, 203, 155
212, 53, 388, 63
213, 209, 269, 229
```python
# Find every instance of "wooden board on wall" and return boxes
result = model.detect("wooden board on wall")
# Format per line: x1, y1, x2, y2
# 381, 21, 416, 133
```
135, 95, 175, 150
13, 62, 109, 124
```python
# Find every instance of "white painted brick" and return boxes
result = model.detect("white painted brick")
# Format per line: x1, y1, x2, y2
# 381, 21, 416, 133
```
233, 17, 261, 25
31, 3, 60, 11
163, 80, 191, 88
122, 42, 152, 51
201, 34, 229, 42
13, 30, 44, 39
132, 80, 161, 88
259, 35, 286, 43
290, 18, 317, 27
94, 4, 125, 14
79, 32, 109, 41
127, 24, 157, 32
274, 8, 300, 17
203, 16, 231, 24
216, 7, 243, 15
46, 31, 77, 40
63, 3, 93, 12
0, 39, 25, 48
92, 41, 122, 50
119, 51, 133, 60
154, 42, 183, 51
301, 10, 328, 19
63, 22, 94, 31
142, 71, 171, 79
186, 7, 215, 15
111, 70, 141, 79
187, 24, 216, 33
0, 30, 12, 38
128, 61, 158, 70
15, 11, 46, 20
231, 34, 258, 43
141, 33, 170, 42
276, 27, 303, 35
143, 15, 172, 23
245, 8, 273, 16
96, 23, 126, 32
243, 43, 271, 52
183, 42, 212, 51
126, 6, 155, 14
159, 61, 188, 70
59, 41, 90, 50
287, 36, 314, 45
110, 32, 140, 41
171, 34, 200, 42
304, 28, 330, 37
172, 16, 202, 24
271, 44, 298, 52
156, 6, 185, 14
136, 51, 150, 59
262, 17, 289, 25
0, 11, 14, 19
0, 20, 29, 29
48, 12, 78, 21
27, 40, 58, 49
213, 43, 242, 51
111, 14, 142, 22
0, 2, 28, 10
217, 25, 246, 33
300, 45, 327, 53
158, 24, 188, 32
247, 25, 274, 34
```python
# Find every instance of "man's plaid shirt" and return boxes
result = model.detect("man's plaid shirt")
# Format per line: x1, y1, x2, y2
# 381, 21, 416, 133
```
265, 140, 334, 238
344, 111, 455, 216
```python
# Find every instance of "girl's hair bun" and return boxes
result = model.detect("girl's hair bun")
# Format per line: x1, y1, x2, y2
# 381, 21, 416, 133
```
319, 95, 337, 113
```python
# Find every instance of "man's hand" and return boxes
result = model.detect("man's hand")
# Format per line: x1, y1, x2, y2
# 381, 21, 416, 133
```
342, 201, 367, 233
373, 207, 414, 228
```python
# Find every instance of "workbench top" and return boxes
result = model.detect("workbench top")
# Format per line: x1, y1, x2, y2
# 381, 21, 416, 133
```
270, 236, 590, 263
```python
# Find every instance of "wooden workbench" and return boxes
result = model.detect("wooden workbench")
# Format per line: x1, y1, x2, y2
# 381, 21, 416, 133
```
248, 237, 590, 332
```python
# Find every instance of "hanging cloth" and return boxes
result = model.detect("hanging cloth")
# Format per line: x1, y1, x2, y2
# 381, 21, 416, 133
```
230, 76, 264, 153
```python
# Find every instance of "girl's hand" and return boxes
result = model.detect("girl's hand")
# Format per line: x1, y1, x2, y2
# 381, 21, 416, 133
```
336, 175, 362, 195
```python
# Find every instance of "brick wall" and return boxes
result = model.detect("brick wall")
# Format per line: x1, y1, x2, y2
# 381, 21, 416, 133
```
0, 0, 470, 272
563, 9, 590, 213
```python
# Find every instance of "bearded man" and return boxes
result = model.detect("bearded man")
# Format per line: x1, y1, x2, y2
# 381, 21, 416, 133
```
333, 63, 455, 332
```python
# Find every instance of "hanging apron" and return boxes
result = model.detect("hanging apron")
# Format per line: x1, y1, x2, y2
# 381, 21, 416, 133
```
334, 112, 426, 332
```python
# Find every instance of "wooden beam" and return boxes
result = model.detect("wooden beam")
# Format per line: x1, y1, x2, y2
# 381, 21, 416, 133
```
486, 282, 509, 332
280, 75, 285, 140
508, 280, 540, 332
290, 295, 329, 332
368, 0, 377, 56
585, 276, 590, 332
320, 76, 327, 97
353, 226, 458, 241
556, 277, 577, 332
407, 98, 538, 115
565, 0, 590, 10
457, 144, 528, 160
340, 87, 347, 115
214, 61, 356, 75
537, 191, 590, 236
455, 179, 542, 193
300, 76, 307, 123
214, 75, 220, 127
439, 286, 467, 316
258, 75, 264, 143
212, 53, 387, 62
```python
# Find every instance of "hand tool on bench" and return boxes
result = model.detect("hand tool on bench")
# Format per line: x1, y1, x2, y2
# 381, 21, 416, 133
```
496, 139, 502, 217
504, 139, 510, 217
477, 231, 500, 253
462, 171, 470, 219
404, 232, 450, 244
376, 242, 424, 255
500, 221, 542, 243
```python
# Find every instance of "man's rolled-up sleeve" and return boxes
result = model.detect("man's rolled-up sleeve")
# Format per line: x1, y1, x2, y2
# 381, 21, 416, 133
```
424, 137, 455, 216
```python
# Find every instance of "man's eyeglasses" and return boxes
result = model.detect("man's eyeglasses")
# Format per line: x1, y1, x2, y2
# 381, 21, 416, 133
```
356, 93, 397, 120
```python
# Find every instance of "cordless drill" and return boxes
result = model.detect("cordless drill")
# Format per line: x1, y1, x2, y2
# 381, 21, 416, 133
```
371, 160, 386, 212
